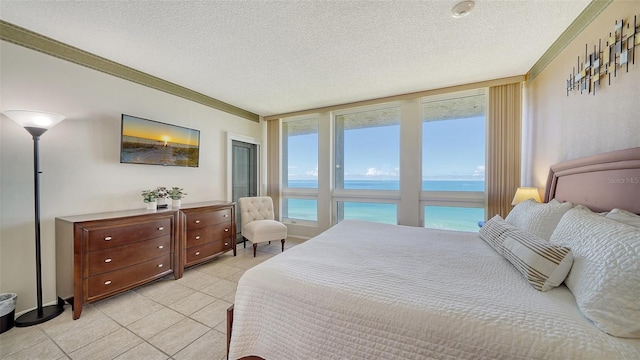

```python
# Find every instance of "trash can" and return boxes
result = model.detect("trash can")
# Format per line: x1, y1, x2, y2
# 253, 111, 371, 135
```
0, 293, 17, 334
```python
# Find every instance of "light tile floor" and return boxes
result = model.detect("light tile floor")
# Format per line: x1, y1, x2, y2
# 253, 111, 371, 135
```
0, 239, 300, 360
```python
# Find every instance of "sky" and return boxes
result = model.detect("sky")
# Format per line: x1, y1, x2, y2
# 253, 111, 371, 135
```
287, 116, 485, 182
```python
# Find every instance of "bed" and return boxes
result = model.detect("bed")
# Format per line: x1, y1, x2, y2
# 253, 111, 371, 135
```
227, 147, 640, 359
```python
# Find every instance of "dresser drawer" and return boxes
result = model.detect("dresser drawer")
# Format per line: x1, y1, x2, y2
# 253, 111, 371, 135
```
87, 235, 171, 276
87, 254, 171, 299
186, 222, 232, 247
86, 218, 171, 251
185, 208, 232, 230
185, 240, 228, 265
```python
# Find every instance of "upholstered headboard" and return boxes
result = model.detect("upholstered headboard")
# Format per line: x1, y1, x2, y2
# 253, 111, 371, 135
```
544, 147, 640, 214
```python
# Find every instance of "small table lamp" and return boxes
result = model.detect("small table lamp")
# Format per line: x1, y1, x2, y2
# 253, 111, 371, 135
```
511, 187, 541, 205
2, 110, 65, 326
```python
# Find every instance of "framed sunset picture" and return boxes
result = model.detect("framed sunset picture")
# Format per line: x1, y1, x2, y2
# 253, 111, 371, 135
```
120, 114, 200, 167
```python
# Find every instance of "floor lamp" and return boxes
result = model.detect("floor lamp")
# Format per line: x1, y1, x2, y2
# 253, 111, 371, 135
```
2, 110, 66, 326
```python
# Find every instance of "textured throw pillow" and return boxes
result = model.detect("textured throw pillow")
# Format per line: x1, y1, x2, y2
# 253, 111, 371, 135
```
573, 204, 607, 216
606, 208, 640, 228
550, 207, 640, 338
480, 215, 573, 291
505, 199, 574, 240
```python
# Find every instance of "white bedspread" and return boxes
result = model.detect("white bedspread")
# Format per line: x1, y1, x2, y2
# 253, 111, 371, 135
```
229, 220, 640, 359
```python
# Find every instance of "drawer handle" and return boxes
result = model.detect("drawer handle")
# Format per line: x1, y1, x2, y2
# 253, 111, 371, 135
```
158, 226, 164, 231
224, 242, 229, 246
195, 236, 200, 240
223, 214, 228, 217
158, 245, 164, 249
104, 236, 112, 241
104, 280, 112, 285
195, 251, 200, 256
157, 264, 163, 268
195, 220, 200, 224
104, 258, 112, 263
224, 228, 229, 232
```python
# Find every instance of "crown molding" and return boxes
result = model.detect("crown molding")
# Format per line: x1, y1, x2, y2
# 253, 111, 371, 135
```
0, 20, 260, 122
527, 0, 613, 81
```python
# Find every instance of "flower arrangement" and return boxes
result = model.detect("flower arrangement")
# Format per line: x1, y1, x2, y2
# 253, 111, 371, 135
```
141, 189, 158, 203
155, 186, 168, 199
166, 187, 187, 200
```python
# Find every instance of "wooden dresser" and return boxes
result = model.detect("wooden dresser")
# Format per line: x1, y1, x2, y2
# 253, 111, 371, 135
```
56, 209, 179, 319
56, 201, 236, 319
179, 201, 236, 272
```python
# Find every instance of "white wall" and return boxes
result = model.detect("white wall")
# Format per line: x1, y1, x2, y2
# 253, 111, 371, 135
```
524, 0, 640, 188
0, 41, 263, 313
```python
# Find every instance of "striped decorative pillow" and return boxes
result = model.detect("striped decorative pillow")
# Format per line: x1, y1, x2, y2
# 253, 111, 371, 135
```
479, 215, 520, 254
502, 229, 574, 291
480, 215, 573, 291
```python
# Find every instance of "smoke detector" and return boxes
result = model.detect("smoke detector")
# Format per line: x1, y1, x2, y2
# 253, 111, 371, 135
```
451, 0, 475, 18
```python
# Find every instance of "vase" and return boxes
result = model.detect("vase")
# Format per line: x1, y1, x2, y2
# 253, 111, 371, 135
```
171, 199, 181, 208
156, 197, 168, 209
145, 201, 157, 210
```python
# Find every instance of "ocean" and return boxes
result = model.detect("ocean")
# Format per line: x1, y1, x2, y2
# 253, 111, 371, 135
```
285, 180, 485, 232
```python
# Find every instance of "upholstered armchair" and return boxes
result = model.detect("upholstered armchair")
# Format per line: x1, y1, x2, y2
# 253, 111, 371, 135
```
238, 196, 287, 257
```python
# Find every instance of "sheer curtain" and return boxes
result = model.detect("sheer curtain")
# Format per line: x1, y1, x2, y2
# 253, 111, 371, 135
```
487, 82, 522, 219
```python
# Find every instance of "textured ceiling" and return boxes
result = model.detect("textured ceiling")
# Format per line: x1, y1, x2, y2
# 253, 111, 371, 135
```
0, 0, 592, 117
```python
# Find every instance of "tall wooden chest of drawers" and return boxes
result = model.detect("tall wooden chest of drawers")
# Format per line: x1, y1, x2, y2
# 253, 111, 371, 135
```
56, 209, 180, 320
179, 201, 236, 270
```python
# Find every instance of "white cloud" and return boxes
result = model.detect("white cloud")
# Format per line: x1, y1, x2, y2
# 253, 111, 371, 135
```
305, 165, 318, 177
364, 167, 399, 177
365, 167, 383, 176
473, 165, 485, 177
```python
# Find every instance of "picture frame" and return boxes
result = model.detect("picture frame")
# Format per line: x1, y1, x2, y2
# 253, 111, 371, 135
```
120, 114, 200, 167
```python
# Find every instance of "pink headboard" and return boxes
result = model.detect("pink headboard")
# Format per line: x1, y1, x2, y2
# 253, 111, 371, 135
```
544, 147, 640, 214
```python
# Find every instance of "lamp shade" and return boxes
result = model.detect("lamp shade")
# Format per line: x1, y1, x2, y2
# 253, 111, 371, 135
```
2, 110, 65, 136
511, 187, 541, 205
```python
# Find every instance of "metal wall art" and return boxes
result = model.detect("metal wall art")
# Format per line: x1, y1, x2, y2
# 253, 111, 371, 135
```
567, 15, 639, 96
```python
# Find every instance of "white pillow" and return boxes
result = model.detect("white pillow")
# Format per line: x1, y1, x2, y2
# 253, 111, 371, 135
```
550, 207, 640, 338
480, 215, 573, 291
505, 199, 574, 240
606, 208, 640, 228
573, 204, 607, 216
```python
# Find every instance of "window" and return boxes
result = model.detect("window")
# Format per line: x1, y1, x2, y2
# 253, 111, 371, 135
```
422, 92, 486, 190
283, 198, 318, 222
421, 90, 486, 231
283, 117, 318, 189
333, 105, 401, 224
337, 201, 397, 225
282, 117, 318, 222
424, 206, 484, 232
334, 105, 400, 190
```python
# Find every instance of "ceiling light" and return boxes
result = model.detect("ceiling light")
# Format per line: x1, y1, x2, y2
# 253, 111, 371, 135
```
451, 0, 475, 18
